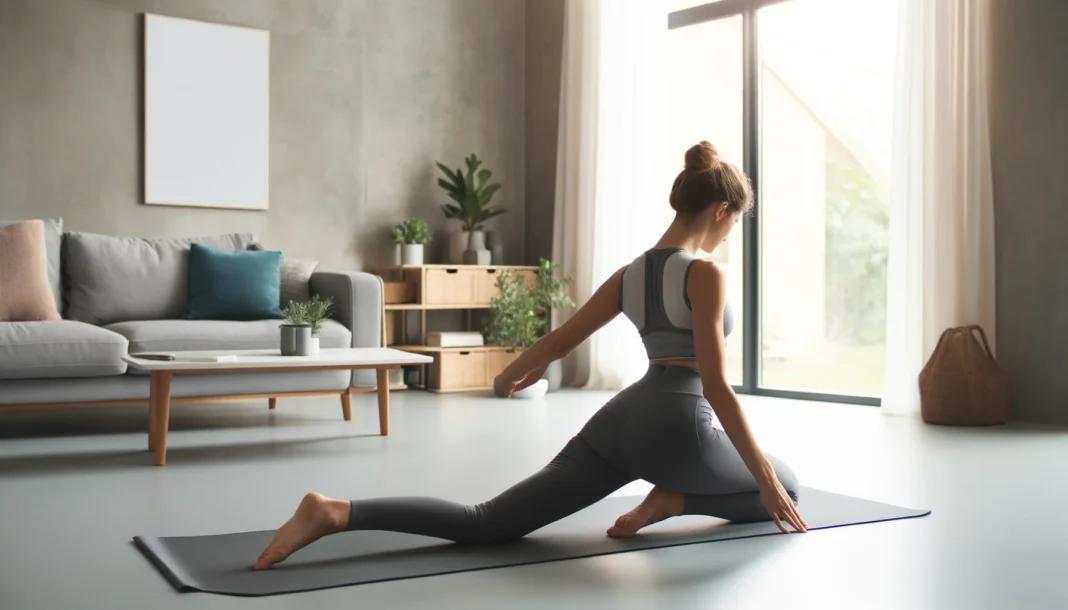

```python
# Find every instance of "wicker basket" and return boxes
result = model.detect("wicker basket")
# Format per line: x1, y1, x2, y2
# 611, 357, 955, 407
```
918, 325, 1010, 426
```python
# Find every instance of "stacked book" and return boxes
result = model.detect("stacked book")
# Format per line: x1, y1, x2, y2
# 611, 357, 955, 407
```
426, 332, 485, 348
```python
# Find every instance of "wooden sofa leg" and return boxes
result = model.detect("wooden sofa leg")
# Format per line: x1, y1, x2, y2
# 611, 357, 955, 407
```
268, 397, 277, 410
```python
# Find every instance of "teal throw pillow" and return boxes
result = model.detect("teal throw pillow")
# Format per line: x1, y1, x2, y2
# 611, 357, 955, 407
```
186, 243, 284, 320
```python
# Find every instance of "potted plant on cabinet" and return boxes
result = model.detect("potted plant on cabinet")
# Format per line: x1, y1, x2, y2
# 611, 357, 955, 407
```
485, 258, 575, 391
436, 153, 506, 264
390, 217, 431, 266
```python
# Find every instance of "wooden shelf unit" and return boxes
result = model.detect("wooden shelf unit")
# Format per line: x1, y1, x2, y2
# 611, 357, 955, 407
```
371, 264, 536, 392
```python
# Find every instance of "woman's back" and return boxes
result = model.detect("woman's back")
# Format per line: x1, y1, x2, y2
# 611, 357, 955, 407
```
619, 247, 734, 362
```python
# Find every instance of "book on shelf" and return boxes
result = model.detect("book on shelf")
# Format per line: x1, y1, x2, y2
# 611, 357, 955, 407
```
426, 332, 485, 348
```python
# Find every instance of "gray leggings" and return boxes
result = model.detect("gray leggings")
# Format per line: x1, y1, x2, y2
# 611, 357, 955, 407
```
346, 365, 799, 544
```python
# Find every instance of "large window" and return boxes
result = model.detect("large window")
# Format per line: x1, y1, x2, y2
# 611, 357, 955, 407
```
667, 0, 898, 404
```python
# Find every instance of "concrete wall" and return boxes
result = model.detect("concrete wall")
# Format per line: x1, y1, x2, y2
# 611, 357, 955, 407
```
524, 0, 563, 265
0, 0, 526, 270
989, 0, 1068, 426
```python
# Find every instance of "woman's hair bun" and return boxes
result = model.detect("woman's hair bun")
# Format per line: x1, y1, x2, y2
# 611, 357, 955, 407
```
684, 141, 719, 173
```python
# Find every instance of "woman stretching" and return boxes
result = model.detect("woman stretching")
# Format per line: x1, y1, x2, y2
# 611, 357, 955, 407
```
254, 141, 807, 570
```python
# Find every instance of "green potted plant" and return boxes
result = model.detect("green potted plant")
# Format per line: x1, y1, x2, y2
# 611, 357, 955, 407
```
390, 217, 432, 266
301, 295, 334, 355
437, 154, 505, 264
280, 296, 334, 356
280, 301, 309, 356
485, 258, 574, 391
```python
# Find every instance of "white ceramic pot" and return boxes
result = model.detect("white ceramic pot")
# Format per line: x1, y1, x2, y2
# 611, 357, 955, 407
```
402, 244, 424, 266
463, 231, 491, 265
448, 231, 470, 265
541, 360, 562, 391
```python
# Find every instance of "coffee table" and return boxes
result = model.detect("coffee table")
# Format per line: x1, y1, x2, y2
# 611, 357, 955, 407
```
123, 348, 433, 465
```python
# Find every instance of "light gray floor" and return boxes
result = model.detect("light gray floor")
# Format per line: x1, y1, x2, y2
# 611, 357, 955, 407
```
0, 389, 1065, 610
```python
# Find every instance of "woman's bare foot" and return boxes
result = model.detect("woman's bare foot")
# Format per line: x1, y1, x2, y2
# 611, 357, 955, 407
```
254, 492, 350, 570
606, 486, 685, 538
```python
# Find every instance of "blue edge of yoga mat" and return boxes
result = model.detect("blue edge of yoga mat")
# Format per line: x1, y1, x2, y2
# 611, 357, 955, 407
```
133, 487, 930, 597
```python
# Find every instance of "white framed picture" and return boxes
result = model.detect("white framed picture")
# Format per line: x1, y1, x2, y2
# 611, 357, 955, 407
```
143, 13, 270, 210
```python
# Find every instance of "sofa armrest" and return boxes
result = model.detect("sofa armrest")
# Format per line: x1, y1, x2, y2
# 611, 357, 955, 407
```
310, 271, 383, 388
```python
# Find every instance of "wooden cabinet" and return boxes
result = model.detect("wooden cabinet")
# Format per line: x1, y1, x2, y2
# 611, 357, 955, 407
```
373, 265, 535, 308
367, 264, 538, 393
424, 268, 479, 305
423, 346, 523, 392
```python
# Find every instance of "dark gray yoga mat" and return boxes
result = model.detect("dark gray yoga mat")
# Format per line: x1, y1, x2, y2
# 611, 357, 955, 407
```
134, 487, 929, 597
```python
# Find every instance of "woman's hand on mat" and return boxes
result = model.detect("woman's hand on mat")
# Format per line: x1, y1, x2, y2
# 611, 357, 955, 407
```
760, 479, 808, 534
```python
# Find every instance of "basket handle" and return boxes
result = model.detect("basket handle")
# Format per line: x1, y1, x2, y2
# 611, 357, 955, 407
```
968, 325, 996, 361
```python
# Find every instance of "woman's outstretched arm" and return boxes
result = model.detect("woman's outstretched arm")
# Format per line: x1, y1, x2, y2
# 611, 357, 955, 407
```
688, 259, 808, 533
494, 266, 626, 397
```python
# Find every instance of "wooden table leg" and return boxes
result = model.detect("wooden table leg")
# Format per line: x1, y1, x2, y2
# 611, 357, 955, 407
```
150, 371, 173, 466
269, 397, 277, 410
340, 390, 352, 421
148, 373, 159, 452
377, 368, 390, 436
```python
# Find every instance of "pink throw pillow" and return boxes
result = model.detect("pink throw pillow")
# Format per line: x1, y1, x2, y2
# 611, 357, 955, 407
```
0, 220, 62, 321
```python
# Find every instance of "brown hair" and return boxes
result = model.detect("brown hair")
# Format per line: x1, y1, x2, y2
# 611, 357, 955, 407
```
669, 141, 754, 216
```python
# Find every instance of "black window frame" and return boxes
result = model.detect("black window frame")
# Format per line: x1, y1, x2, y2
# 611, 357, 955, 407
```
669, 0, 881, 407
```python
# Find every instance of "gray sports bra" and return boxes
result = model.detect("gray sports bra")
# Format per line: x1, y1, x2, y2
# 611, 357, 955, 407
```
619, 248, 734, 360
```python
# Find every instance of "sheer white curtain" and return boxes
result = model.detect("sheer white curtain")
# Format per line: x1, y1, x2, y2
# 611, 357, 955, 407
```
552, 0, 667, 390
882, 0, 996, 415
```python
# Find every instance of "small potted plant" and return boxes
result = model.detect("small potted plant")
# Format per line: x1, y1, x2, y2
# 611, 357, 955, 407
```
301, 296, 334, 355
390, 217, 432, 266
485, 258, 574, 391
280, 296, 334, 356
437, 154, 506, 264
280, 301, 309, 356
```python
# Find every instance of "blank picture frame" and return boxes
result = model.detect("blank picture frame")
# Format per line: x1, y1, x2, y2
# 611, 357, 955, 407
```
143, 14, 270, 211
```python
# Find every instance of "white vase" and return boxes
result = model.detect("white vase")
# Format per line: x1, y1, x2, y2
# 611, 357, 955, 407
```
402, 244, 424, 266
448, 231, 470, 265
463, 231, 491, 265
393, 244, 403, 265
298, 336, 320, 356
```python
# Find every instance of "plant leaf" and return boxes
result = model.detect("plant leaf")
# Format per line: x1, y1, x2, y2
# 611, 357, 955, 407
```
436, 163, 462, 187
465, 154, 481, 176
479, 183, 501, 205
477, 209, 507, 224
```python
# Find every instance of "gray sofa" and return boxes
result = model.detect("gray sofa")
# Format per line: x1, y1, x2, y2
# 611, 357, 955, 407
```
0, 221, 382, 408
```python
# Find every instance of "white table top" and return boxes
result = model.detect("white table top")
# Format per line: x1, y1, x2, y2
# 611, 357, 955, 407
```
123, 347, 433, 371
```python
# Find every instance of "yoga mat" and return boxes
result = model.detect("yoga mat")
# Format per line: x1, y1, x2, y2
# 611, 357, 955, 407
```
135, 487, 929, 597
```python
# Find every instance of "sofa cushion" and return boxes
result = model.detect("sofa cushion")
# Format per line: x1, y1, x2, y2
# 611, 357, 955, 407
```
186, 244, 284, 321
0, 221, 62, 322
0, 218, 63, 312
248, 242, 319, 307
0, 321, 128, 380
63, 231, 254, 325
106, 319, 351, 369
